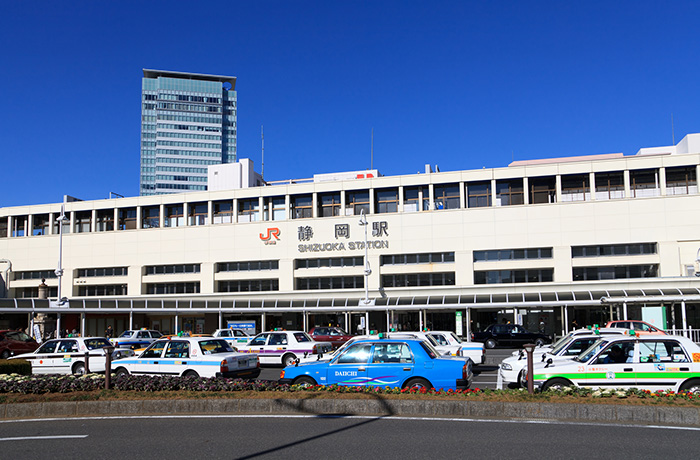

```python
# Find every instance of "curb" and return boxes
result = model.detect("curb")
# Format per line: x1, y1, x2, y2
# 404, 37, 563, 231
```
2, 399, 699, 427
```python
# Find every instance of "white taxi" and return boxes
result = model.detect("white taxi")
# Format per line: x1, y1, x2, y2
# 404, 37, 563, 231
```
113, 337, 260, 379
236, 330, 332, 367
500, 333, 616, 387
426, 331, 486, 364
212, 328, 252, 345
532, 334, 700, 393
11, 337, 122, 375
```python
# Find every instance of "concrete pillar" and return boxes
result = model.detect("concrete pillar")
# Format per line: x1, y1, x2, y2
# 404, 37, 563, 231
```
589, 172, 596, 201
623, 302, 628, 320
398, 186, 404, 213
523, 177, 530, 205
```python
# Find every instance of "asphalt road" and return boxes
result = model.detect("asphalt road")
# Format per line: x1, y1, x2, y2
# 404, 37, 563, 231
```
1, 415, 697, 459
257, 347, 516, 389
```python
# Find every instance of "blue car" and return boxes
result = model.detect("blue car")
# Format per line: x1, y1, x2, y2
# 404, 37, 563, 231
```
279, 338, 472, 390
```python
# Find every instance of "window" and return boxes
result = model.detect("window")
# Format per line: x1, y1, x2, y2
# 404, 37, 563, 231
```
188, 202, 208, 226
381, 252, 455, 265
666, 166, 697, 195
164, 205, 184, 227
213, 201, 233, 224
217, 279, 279, 292
12, 216, 27, 237
336, 343, 372, 364
375, 188, 399, 213
529, 177, 556, 204
630, 169, 659, 198
467, 182, 492, 208
141, 206, 160, 229
142, 341, 166, 358
32, 214, 50, 236
74, 211, 92, 233
96, 209, 114, 232
496, 179, 524, 206
238, 198, 260, 222
372, 343, 412, 363
217, 260, 279, 272
403, 186, 429, 212
318, 192, 341, 217
165, 341, 190, 358
268, 197, 286, 221
433, 184, 460, 210
572, 264, 658, 281
473, 248, 552, 262
13, 270, 57, 280
291, 195, 313, 219
382, 272, 455, 287
561, 174, 590, 202
345, 190, 370, 215
118, 208, 137, 230
0, 217, 7, 238
52, 211, 70, 235
595, 172, 624, 200
474, 269, 554, 284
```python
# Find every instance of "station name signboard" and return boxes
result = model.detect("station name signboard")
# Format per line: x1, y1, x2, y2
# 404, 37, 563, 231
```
297, 221, 389, 253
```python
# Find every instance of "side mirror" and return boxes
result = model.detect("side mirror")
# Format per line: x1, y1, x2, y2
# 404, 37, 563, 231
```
545, 357, 553, 368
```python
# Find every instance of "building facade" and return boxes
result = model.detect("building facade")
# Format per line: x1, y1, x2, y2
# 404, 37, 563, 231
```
3, 135, 700, 341
140, 69, 237, 195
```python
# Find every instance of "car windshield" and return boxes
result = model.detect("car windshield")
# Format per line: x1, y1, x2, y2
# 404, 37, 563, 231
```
551, 336, 575, 355
294, 332, 312, 343
151, 331, 163, 338
118, 331, 133, 338
84, 338, 111, 349
199, 339, 234, 354
574, 338, 611, 363
449, 332, 461, 343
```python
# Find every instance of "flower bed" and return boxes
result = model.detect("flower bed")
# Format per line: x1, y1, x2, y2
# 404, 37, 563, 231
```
0, 373, 697, 404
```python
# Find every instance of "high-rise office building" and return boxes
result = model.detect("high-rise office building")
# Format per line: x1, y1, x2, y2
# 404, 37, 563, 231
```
140, 69, 237, 195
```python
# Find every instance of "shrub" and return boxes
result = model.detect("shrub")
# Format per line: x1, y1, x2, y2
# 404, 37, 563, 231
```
0, 359, 31, 376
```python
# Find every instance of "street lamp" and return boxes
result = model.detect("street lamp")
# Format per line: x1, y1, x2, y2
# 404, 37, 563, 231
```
54, 204, 67, 307
358, 209, 373, 306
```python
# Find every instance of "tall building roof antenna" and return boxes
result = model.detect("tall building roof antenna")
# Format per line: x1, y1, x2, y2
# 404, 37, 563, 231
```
261, 125, 265, 182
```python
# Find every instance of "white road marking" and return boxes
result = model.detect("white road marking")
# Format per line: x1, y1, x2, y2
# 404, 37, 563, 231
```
1, 415, 698, 432
0, 435, 88, 442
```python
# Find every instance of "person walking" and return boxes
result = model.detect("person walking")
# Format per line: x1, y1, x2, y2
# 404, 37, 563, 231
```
105, 325, 113, 338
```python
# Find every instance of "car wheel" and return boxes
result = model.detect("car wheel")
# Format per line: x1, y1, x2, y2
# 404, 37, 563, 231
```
403, 378, 432, 391
517, 369, 527, 388
294, 376, 317, 387
542, 378, 572, 391
115, 367, 129, 377
183, 370, 199, 378
0, 350, 10, 360
534, 339, 545, 347
72, 362, 86, 375
485, 339, 497, 349
680, 379, 700, 394
282, 353, 297, 367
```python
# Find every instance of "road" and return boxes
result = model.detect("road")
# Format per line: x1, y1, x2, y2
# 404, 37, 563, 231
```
257, 347, 516, 389
1, 415, 697, 459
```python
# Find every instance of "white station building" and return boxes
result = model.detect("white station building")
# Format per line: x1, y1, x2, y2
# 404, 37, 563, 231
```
2, 135, 700, 341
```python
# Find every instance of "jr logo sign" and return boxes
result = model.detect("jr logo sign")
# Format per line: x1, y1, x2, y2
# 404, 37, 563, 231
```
260, 228, 281, 245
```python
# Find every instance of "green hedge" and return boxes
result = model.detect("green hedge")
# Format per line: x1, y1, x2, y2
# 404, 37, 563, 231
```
0, 359, 32, 376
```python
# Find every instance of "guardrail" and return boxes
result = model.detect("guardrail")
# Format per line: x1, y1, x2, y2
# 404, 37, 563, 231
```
664, 328, 700, 343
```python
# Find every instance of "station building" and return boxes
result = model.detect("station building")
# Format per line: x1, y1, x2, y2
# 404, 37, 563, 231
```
3, 134, 700, 341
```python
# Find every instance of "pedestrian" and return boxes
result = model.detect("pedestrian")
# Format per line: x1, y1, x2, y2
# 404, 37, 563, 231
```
105, 325, 113, 338
572, 319, 579, 329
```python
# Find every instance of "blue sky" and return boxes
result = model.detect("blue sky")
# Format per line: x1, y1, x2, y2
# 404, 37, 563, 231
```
2, 1, 699, 207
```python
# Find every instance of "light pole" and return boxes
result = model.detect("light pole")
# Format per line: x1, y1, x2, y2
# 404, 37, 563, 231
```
358, 209, 373, 307
52, 203, 68, 330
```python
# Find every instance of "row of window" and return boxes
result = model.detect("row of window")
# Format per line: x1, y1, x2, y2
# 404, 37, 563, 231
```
473, 248, 552, 262
295, 276, 364, 290
474, 269, 554, 285
150, 94, 222, 104
157, 132, 221, 141
381, 252, 455, 265
295, 257, 364, 269
146, 282, 200, 295
78, 284, 128, 296
158, 123, 221, 132
144, 264, 201, 275
156, 149, 222, 158
77, 267, 128, 278
571, 243, 657, 258
217, 260, 279, 272
157, 140, 221, 149
155, 175, 207, 182
218, 279, 279, 292
572, 265, 658, 281
381, 273, 456, 287
157, 114, 222, 124
157, 166, 208, 174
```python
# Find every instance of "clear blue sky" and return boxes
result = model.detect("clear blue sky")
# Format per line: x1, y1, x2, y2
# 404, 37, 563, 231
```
2, 1, 699, 207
